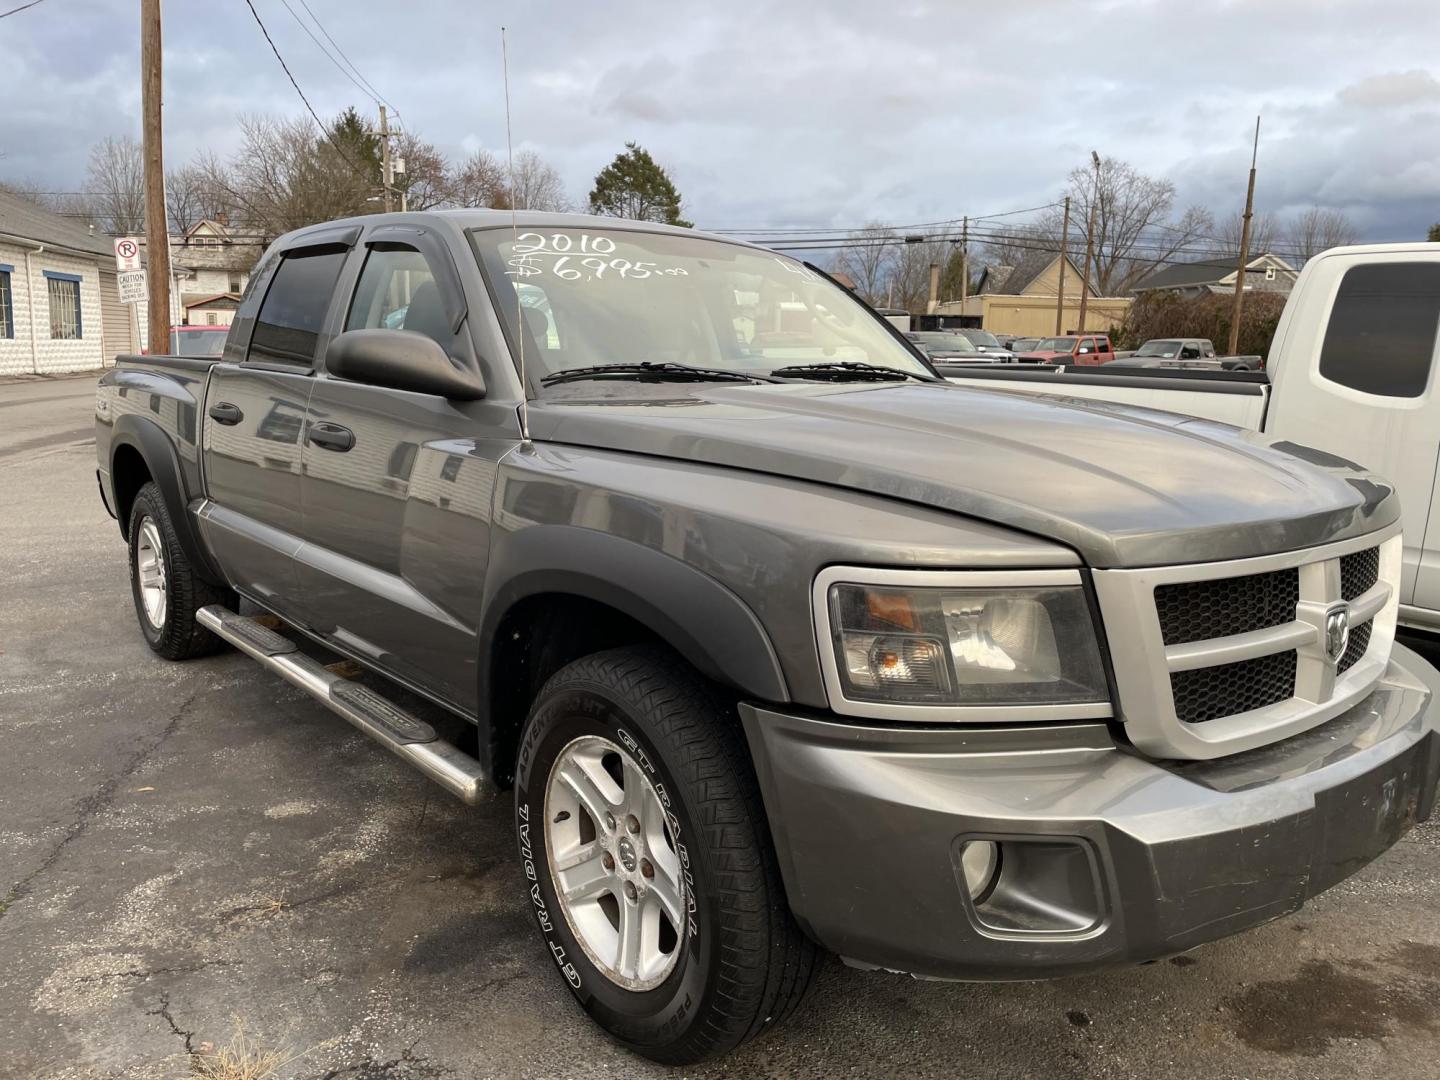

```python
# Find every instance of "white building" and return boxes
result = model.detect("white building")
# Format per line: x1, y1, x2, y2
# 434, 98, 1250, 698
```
0, 189, 137, 375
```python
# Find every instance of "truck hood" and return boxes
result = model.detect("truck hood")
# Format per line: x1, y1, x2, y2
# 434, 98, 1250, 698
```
525, 381, 1397, 568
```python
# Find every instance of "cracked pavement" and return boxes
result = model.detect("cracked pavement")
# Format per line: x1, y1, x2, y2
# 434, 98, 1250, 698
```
4, 374, 1440, 1079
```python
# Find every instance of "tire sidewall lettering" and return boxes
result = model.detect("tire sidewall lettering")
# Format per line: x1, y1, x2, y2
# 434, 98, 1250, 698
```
514, 684, 710, 1041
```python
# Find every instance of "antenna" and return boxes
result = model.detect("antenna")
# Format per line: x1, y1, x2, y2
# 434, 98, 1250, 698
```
501, 25, 531, 445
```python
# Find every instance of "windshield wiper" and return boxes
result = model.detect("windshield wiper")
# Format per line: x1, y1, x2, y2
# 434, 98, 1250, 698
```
768, 361, 933, 383
540, 362, 776, 386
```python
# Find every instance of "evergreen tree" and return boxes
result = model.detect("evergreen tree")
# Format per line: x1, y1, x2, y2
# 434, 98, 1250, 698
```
1429, 223, 1440, 243
588, 142, 691, 226
330, 107, 382, 187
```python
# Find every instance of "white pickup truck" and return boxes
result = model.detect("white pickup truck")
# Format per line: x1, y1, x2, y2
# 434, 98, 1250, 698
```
940, 243, 1440, 631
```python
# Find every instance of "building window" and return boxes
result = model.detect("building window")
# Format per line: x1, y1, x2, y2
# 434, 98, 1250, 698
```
206, 312, 218, 326
0, 265, 12, 339
44, 272, 82, 340
229, 277, 242, 293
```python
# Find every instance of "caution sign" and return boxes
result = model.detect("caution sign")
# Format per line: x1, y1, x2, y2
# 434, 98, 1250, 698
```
114, 237, 141, 272
118, 270, 147, 304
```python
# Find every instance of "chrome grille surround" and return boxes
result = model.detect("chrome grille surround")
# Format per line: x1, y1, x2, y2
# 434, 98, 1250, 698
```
1090, 525, 1402, 760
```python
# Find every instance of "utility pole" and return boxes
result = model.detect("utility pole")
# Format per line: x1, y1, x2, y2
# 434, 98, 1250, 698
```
378, 104, 394, 212
1077, 151, 1100, 334
1228, 116, 1262, 356
140, 0, 170, 351
960, 216, 969, 306
1055, 195, 1070, 334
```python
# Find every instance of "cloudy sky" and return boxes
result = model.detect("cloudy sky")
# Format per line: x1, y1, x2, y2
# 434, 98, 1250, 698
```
4, 0, 1439, 240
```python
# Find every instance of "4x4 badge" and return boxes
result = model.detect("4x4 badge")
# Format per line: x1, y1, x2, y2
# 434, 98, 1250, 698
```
1325, 604, 1351, 663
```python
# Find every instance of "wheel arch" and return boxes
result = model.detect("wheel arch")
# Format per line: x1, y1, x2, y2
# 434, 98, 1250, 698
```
110, 415, 226, 585
478, 526, 789, 785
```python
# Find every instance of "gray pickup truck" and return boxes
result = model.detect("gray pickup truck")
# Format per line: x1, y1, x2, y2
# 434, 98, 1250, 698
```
96, 211, 1440, 1064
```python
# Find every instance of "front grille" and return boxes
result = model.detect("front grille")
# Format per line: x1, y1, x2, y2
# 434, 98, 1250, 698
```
1154, 568, 1299, 645
1170, 650, 1297, 724
1340, 547, 1379, 602
1338, 620, 1373, 675
1093, 530, 1398, 759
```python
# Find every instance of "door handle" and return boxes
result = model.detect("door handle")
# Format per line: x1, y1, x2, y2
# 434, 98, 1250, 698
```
208, 401, 243, 426
308, 422, 355, 452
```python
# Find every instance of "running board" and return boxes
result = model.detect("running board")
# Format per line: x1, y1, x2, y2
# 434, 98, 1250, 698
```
197, 605, 489, 805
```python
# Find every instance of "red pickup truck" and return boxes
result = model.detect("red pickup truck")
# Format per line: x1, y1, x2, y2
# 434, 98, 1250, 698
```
1018, 334, 1115, 365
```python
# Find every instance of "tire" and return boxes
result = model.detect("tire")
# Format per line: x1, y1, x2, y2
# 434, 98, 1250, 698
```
513, 645, 820, 1064
127, 481, 233, 660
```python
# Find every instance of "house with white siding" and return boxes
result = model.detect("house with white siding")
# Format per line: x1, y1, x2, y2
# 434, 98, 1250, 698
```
0, 189, 136, 375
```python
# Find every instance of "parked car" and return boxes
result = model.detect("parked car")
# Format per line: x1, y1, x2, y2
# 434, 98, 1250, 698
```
1009, 336, 1041, 354
96, 216, 1439, 1064
952, 328, 1017, 361
939, 243, 1440, 631
905, 330, 1000, 362
1017, 334, 1116, 365
1130, 337, 1217, 361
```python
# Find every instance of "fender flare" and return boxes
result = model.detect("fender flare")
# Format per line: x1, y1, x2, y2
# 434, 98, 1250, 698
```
110, 414, 226, 584
480, 525, 789, 705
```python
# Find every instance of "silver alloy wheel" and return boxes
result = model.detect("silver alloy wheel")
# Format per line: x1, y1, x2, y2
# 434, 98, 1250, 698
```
135, 517, 168, 630
544, 734, 688, 991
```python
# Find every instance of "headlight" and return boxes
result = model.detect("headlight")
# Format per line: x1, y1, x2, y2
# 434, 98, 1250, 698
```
819, 570, 1110, 715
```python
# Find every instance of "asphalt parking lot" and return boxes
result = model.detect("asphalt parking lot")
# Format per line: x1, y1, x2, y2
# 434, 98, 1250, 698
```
3, 372, 1440, 1080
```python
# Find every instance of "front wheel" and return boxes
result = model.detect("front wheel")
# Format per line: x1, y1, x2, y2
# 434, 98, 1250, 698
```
514, 646, 820, 1064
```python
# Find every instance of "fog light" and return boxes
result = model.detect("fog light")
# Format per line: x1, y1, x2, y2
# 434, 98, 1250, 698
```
959, 840, 1000, 899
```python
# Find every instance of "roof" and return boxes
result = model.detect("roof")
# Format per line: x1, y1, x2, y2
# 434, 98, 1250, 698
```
1132, 252, 1297, 293
279, 208, 742, 251
0, 189, 115, 258
181, 291, 242, 308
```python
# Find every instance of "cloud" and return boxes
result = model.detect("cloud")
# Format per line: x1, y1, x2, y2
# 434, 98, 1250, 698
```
1, 0, 1437, 241
1338, 70, 1440, 110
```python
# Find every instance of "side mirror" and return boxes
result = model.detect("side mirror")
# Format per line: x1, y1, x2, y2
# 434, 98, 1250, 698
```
325, 328, 485, 400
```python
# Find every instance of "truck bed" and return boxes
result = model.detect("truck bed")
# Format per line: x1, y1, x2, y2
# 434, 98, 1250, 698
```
935, 363, 1271, 430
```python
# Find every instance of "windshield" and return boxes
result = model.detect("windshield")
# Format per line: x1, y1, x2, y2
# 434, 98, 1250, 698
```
1136, 340, 1181, 357
962, 330, 1001, 348
471, 228, 934, 385
1035, 337, 1076, 351
169, 328, 228, 357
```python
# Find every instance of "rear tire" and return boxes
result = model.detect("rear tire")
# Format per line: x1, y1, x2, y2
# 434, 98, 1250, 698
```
513, 645, 820, 1064
127, 481, 232, 660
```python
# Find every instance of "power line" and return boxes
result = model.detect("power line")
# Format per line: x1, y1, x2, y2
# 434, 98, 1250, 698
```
240, 0, 374, 184
0, 0, 48, 18
274, 0, 379, 106
293, 0, 402, 124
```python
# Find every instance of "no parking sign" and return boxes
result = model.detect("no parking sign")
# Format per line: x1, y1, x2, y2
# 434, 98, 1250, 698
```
114, 237, 141, 272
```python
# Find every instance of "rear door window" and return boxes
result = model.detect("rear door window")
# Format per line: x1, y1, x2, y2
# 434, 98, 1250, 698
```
1318, 263, 1440, 398
247, 248, 347, 368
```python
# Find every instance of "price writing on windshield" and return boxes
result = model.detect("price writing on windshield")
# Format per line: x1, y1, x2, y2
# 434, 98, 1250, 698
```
505, 232, 690, 283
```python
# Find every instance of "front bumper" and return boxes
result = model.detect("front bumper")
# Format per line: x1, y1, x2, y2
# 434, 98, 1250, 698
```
740, 643, 1440, 980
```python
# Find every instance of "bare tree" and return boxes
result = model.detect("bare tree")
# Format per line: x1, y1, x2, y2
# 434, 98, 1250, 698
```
448, 149, 510, 208
1042, 157, 1213, 294
166, 164, 218, 234
510, 149, 569, 212
1287, 207, 1359, 261
199, 114, 377, 236
832, 223, 896, 306
391, 132, 450, 211
85, 135, 146, 234
889, 235, 955, 313
1210, 209, 1280, 256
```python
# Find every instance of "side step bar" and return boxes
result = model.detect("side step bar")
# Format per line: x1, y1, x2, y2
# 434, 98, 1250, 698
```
197, 605, 490, 805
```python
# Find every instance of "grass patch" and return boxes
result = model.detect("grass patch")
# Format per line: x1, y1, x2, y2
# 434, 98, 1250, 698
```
189, 1024, 303, 1080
